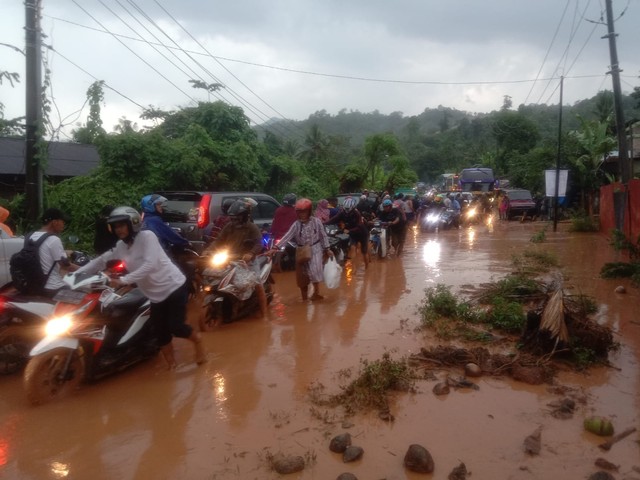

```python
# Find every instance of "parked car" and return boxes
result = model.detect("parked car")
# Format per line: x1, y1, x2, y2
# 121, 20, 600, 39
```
0, 231, 24, 289
505, 189, 537, 220
156, 191, 280, 252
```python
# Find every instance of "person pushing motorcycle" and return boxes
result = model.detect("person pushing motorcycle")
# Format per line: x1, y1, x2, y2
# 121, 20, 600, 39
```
74, 206, 206, 369
205, 198, 268, 317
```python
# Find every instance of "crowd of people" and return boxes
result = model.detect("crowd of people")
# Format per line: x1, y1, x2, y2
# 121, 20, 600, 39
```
2, 188, 515, 372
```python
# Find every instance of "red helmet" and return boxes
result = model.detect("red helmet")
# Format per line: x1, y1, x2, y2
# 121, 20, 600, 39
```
295, 198, 312, 211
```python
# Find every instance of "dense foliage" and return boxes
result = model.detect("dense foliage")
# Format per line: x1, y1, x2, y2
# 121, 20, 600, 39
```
4, 77, 640, 247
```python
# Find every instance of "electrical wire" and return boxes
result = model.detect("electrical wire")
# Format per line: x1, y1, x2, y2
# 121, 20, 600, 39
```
71, 0, 199, 105
523, 0, 571, 105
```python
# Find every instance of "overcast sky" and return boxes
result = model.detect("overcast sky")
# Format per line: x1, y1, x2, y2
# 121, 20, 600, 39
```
1, 0, 639, 141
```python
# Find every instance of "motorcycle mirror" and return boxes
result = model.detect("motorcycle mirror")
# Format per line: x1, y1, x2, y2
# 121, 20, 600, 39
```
68, 234, 80, 244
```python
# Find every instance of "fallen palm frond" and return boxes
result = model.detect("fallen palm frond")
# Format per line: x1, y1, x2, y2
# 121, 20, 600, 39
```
538, 288, 569, 343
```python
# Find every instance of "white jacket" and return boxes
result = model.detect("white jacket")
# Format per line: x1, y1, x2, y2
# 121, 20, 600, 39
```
76, 230, 185, 303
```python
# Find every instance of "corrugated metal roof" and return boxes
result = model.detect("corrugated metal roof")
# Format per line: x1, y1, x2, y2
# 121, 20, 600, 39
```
0, 137, 100, 176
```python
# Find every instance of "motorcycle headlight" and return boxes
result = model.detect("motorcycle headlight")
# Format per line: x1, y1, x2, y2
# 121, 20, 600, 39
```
210, 251, 229, 267
45, 315, 73, 337
467, 207, 477, 217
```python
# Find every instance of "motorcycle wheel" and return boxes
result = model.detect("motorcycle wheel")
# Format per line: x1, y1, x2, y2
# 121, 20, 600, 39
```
24, 347, 85, 405
368, 240, 379, 259
0, 324, 41, 375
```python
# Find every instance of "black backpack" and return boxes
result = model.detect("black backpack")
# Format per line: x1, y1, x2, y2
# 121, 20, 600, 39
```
9, 233, 54, 295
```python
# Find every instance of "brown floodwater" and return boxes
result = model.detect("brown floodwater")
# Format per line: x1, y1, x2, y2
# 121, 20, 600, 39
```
1, 220, 638, 479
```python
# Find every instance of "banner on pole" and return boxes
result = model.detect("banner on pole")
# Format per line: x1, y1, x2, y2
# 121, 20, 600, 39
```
545, 169, 568, 197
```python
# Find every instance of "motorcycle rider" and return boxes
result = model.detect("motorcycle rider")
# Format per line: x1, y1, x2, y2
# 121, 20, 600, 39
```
74, 206, 206, 369
326, 197, 369, 268
377, 198, 405, 254
140, 194, 190, 252
208, 198, 268, 317
270, 193, 298, 241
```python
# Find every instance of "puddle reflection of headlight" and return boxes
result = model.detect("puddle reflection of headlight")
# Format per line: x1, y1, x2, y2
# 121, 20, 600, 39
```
467, 228, 476, 247
422, 240, 441, 268
50, 461, 70, 478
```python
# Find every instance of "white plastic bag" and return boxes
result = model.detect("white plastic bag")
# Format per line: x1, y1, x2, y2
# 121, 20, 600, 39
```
323, 257, 342, 289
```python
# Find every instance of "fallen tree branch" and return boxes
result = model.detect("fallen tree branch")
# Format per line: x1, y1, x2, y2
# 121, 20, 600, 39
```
598, 427, 637, 451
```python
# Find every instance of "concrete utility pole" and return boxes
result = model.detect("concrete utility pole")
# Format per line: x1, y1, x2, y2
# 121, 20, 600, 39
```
604, 0, 631, 183
25, 0, 43, 225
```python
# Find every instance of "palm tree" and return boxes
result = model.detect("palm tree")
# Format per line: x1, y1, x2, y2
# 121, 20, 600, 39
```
570, 115, 617, 216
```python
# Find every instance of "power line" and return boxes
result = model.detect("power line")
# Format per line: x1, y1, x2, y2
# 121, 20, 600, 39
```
523, 0, 571, 105
45, 13, 606, 88
71, 0, 199, 105
125, 0, 302, 140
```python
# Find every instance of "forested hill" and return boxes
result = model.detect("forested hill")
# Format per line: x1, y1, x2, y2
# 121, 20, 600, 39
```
257, 92, 639, 147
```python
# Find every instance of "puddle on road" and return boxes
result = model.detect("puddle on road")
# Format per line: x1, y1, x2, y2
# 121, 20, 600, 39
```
0, 221, 638, 479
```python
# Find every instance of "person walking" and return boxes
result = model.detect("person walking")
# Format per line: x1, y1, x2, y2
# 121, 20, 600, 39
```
275, 198, 332, 301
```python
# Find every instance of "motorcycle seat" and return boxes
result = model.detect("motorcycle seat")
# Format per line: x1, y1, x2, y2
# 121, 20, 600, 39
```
103, 288, 148, 317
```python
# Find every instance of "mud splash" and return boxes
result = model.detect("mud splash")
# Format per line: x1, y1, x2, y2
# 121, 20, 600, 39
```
0, 221, 638, 479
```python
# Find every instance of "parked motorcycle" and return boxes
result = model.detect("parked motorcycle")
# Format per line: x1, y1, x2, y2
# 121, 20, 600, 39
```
368, 221, 388, 259
199, 250, 274, 329
0, 250, 90, 375
23, 262, 157, 405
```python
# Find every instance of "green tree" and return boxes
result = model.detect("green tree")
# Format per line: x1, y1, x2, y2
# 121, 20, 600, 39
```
568, 115, 617, 215
363, 133, 401, 188
72, 81, 106, 144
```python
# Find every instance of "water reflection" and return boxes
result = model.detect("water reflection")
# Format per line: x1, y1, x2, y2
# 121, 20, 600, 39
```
422, 239, 441, 270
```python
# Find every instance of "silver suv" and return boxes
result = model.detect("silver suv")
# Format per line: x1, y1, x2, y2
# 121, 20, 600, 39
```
156, 191, 280, 252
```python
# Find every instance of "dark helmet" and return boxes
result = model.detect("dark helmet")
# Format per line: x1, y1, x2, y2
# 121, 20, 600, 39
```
227, 198, 256, 223
221, 198, 235, 215
283, 193, 297, 206
107, 206, 142, 241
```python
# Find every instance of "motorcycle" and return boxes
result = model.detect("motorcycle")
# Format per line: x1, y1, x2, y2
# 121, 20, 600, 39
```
368, 221, 388, 259
419, 207, 459, 232
199, 250, 274, 329
0, 292, 55, 375
23, 261, 157, 406
324, 224, 350, 264
0, 250, 90, 375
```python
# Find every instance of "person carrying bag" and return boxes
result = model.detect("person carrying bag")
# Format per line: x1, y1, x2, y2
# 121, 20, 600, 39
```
274, 198, 333, 301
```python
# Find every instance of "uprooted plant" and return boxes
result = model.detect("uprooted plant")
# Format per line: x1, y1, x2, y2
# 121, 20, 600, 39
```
417, 252, 616, 370
309, 353, 416, 415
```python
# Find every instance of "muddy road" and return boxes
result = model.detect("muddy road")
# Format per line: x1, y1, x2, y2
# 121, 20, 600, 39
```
1, 221, 638, 479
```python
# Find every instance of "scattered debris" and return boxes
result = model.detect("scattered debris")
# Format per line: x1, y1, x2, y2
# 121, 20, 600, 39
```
343, 445, 364, 463
523, 427, 542, 455
547, 398, 576, 419
433, 382, 450, 396
594, 458, 619, 471
404, 444, 435, 473
464, 362, 482, 377
598, 427, 637, 451
448, 462, 469, 480
271, 454, 305, 474
588, 471, 616, 480
446, 375, 480, 390
614, 285, 626, 294
330, 433, 352, 453
336, 473, 358, 480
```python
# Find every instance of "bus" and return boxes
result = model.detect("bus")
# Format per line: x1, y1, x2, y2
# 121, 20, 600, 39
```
438, 173, 460, 192
458, 167, 495, 192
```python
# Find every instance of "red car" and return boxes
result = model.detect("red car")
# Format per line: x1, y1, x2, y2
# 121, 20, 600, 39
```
505, 189, 537, 220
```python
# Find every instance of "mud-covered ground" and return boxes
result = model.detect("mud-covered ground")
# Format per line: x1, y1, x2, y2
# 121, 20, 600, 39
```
0, 220, 638, 479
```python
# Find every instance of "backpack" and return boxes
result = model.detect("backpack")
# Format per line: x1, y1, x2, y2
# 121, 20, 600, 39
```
9, 233, 54, 295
